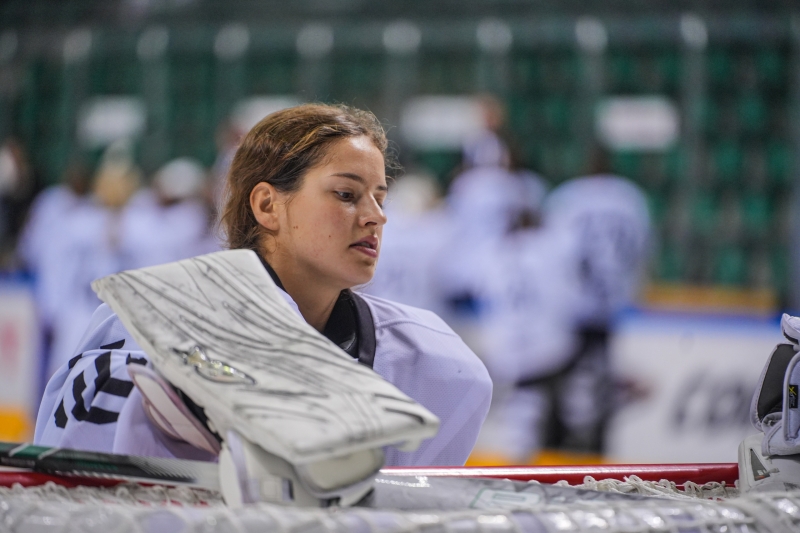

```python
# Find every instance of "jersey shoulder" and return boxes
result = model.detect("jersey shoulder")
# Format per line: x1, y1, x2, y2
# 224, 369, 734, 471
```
71, 303, 144, 357
356, 292, 457, 337
356, 292, 491, 384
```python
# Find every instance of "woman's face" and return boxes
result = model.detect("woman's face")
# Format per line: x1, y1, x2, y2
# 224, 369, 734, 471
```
271, 135, 388, 290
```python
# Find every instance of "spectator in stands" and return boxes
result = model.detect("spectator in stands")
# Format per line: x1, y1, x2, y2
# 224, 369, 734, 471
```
0, 136, 43, 269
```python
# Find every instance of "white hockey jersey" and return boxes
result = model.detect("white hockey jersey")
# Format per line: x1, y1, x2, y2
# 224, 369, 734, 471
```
361, 206, 451, 317
18, 185, 87, 276
37, 201, 126, 378
118, 189, 219, 270
475, 227, 582, 385
35, 283, 492, 467
437, 167, 548, 307
543, 175, 651, 326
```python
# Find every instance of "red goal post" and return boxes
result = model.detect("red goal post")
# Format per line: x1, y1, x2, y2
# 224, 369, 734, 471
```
1, 462, 739, 489
382, 463, 740, 487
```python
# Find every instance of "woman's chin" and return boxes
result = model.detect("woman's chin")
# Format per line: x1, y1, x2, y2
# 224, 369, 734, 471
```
339, 266, 376, 289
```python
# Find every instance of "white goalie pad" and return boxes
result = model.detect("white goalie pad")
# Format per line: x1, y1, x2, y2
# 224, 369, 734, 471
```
750, 314, 800, 457
92, 250, 440, 506
738, 433, 800, 493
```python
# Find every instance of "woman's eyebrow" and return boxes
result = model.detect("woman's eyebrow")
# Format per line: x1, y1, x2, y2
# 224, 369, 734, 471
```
331, 172, 388, 192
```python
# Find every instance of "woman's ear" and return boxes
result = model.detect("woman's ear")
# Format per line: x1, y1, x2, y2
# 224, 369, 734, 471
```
250, 182, 281, 232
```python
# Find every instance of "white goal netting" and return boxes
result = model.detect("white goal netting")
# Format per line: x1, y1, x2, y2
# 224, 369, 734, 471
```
2, 476, 800, 533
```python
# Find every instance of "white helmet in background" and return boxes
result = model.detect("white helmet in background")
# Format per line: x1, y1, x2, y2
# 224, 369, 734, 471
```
154, 158, 206, 201
386, 172, 440, 216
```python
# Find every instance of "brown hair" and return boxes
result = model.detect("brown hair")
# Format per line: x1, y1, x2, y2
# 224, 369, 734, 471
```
221, 103, 389, 252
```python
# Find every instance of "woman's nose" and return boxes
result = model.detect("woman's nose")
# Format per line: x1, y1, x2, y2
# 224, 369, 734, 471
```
360, 197, 387, 227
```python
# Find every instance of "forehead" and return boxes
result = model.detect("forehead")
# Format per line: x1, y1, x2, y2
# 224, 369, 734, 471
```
321, 136, 385, 173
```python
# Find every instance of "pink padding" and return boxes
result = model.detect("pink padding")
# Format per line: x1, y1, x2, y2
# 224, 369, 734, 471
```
128, 364, 221, 454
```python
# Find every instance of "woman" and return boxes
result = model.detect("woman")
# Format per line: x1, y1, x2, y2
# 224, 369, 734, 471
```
35, 104, 492, 467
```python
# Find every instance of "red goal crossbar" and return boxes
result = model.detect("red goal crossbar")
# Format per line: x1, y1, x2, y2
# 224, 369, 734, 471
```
1, 463, 739, 489
383, 463, 740, 486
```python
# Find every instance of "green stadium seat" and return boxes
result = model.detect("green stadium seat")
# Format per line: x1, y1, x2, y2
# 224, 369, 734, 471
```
538, 142, 582, 181
331, 53, 383, 105
522, 143, 547, 174
612, 151, 640, 179
512, 55, 541, 92
416, 150, 461, 186
656, 51, 681, 90
663, 147, 687, 184
712, 140, 742, 185
631, 52, 679, 92
506, 96, 537, 136
541, 97, 571, 136
646, 192, 667, 229
657, 241, 685, 282
607, 53, 636, 92
756, 49, 785, 89
766, 141, 790, 186
246, 55, 297, 95
560, 142, 584, 178
708, 49, 734, 90
771, 245, 789, 294
738, 93, 767, 135
538, 54, 579, 92
419, 53, 475, 94
691, 192, 717, 238
699, 98, 719, 133
747, 248, 772, 288
740, 194, 771, 239
716, 193, 743, 243
714, 245, 746, 286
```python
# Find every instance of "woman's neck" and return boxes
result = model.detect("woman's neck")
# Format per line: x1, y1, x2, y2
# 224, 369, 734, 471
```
265, 254, 341, 333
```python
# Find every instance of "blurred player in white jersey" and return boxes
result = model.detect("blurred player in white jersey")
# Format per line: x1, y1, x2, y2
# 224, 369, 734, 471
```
544, 154, 651, 328
39, 147, 141, 378
438, 95, 548, 331
118, 158, 219, 271
18, 163, 91, 277
359, 170, 451, 316
533, 147, 651, 457
471, 213, 582, 463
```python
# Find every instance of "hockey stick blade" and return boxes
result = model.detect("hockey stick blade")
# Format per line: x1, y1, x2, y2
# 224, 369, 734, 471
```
0, 441, 219, 490
0, 441, 657, 511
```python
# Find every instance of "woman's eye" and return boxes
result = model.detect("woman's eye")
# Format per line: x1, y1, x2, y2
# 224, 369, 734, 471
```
335, 191, 355, 201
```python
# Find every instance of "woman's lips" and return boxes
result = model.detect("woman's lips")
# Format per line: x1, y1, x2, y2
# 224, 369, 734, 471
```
350, 243, 378, 258
350, 236, 378, 257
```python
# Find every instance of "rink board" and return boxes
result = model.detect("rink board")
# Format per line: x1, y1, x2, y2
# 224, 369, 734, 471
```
607, 310, 782, 463
0, 281, 39, 442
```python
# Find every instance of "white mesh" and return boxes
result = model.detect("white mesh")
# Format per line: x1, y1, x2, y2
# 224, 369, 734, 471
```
3, 479, 800, 533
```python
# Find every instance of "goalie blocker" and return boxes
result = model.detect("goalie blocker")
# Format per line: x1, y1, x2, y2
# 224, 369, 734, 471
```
740, 313, 800, 493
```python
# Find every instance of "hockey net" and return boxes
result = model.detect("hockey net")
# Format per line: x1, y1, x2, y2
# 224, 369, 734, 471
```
2, 466, 800, 533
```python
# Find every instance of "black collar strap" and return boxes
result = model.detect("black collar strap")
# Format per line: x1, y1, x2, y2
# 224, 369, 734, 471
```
257, 254, 286, 291
350, 292, 376, 369
257, 253, 377, 369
